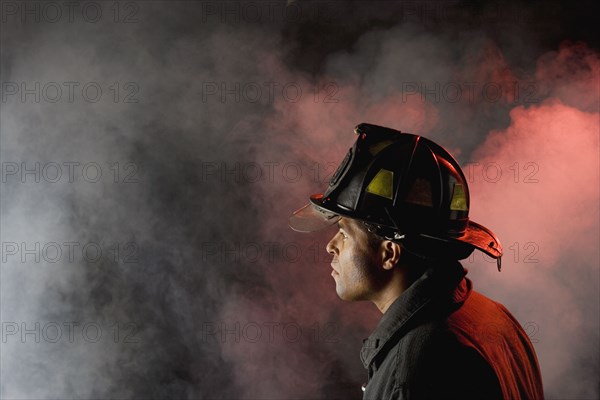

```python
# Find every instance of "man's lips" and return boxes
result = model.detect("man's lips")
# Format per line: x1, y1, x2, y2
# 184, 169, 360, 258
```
330, 262, 339, 275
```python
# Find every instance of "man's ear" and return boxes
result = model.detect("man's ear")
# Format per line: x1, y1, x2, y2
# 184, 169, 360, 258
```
381, 240, 402, 270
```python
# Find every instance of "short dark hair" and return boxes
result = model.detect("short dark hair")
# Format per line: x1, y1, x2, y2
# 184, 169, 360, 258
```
360, 223, 384, 251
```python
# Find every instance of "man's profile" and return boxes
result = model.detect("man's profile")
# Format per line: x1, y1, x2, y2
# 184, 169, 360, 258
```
289, 123, 544, 399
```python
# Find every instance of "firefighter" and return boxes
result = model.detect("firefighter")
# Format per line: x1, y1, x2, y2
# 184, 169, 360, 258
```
289, 123, 544, 399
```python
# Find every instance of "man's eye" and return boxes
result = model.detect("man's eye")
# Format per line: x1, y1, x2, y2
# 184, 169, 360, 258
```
340, 231, 348, 239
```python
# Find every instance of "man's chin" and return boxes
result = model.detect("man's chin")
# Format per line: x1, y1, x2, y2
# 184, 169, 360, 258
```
335, 287, 363, 302
335, 286, 350, 301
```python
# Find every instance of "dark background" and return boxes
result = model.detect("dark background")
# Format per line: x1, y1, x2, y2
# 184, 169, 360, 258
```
1, 0, 598, 399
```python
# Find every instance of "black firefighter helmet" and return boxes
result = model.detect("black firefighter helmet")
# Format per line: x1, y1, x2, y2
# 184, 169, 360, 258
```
289, 123, 503, 271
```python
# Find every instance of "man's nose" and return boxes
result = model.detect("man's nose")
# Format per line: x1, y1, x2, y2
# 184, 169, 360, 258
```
326, 236, 337, 255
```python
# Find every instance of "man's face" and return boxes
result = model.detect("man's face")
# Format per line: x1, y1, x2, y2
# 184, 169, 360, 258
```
325, 217, 384, 301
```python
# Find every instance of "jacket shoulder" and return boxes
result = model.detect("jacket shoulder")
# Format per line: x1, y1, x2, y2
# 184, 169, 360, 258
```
393, 320, 503, 399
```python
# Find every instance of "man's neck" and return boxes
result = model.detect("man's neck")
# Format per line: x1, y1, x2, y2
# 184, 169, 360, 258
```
372, 262, 429, 314
373, 293, 401, 314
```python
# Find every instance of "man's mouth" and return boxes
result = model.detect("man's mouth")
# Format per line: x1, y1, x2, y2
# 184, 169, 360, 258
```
330, 263, 339, 276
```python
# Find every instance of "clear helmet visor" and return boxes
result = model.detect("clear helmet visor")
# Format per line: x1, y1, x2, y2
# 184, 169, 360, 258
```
288, 196, 341, 232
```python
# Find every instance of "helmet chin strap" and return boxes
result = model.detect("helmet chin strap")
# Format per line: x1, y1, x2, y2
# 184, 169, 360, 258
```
360, 208, 406, 243
360, 219, 432, 264
382, 206, 406, 240
363, 221, 451, 265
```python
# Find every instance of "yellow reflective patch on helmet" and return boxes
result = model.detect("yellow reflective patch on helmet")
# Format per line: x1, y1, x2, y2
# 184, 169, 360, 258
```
450, 183, 468, 211
365, 169, 394, 199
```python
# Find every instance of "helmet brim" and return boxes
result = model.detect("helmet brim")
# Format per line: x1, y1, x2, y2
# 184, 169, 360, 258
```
452, 220, 503, 259
288, 194, 341, 232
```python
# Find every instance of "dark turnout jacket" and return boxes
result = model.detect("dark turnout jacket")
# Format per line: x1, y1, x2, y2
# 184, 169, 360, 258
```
360, 261, 544, 400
